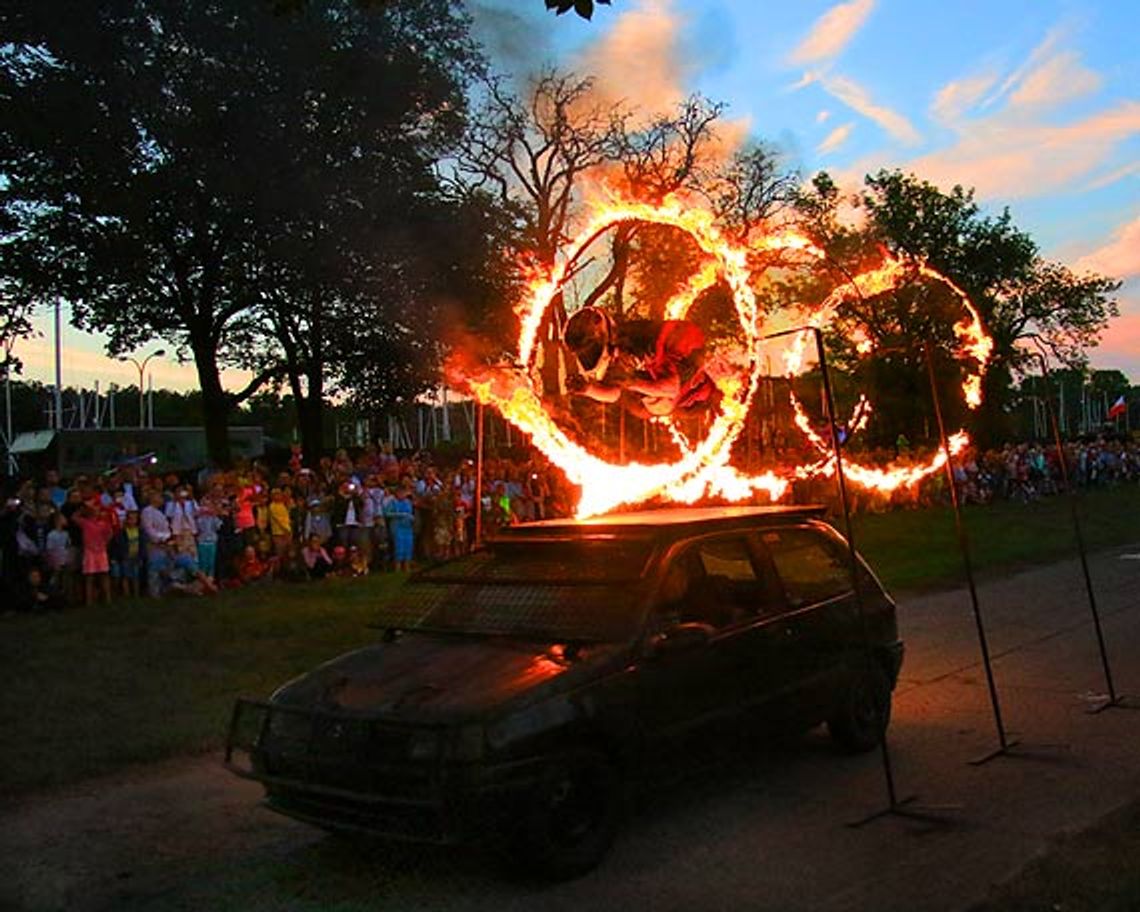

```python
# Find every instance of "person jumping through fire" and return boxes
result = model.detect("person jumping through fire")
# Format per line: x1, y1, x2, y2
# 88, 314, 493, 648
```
562, 306, 722, 419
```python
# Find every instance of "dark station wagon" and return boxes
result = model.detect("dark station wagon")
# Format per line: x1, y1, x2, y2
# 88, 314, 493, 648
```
225, 505, 903, 879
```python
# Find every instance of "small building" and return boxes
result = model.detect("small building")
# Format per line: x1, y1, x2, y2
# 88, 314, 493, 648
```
7, 426, 265, 477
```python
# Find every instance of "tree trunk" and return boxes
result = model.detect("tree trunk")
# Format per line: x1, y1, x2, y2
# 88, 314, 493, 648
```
192, 343, 234, 468
296, 368, 325, 467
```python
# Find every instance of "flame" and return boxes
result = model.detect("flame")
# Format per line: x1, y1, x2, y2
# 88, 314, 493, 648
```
459, 195, 993, 517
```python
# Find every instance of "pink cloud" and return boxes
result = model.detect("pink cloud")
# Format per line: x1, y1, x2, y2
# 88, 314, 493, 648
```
817, 122, 854, 154
931, 73, 997, 125
1073, 216, 1140, 280
1092, 292, 1140, 383
1008, 50, 1101, 109
821, 73, 921, 145
904, 100, 1140, 199
789, 0, 875, 66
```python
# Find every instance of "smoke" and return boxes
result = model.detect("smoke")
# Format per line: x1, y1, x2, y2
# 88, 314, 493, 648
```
468, 1, 553, 84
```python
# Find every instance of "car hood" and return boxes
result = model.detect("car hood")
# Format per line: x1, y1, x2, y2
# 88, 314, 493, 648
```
271, 633, 626, 724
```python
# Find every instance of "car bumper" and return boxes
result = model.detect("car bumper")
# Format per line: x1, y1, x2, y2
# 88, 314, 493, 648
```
224, 698, 542, 844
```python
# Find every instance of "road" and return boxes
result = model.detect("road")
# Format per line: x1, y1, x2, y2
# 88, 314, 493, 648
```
3, 543, 1140, 912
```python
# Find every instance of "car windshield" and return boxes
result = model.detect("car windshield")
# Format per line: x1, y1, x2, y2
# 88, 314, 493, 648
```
375, 538, 654, 642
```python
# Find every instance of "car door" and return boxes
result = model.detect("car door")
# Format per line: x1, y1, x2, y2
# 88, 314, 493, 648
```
635, 533, 782, 750
753, 525, 862, 717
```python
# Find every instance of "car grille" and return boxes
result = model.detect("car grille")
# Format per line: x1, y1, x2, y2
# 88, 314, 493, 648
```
229, 700, 443, 803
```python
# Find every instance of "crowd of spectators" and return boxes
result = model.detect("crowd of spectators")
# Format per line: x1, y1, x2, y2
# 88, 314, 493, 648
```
3, 434, 1136, 613
0, 443, 575, 613
949, 438, 1140, 505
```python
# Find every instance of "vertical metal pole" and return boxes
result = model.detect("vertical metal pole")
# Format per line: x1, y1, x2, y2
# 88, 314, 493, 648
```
619, 405, 626, 464
924, 343, 1012, 760
54, 298, 63, 431
474, 402, 485, 547
814, 329, 900, 810
109, 386, 116, 429
147, 374, 154, 428
1034, 353, 1120, 710
137, 365, 145, 429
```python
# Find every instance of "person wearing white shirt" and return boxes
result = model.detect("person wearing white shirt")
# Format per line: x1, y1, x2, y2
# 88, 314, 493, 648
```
141, 492, 173, 545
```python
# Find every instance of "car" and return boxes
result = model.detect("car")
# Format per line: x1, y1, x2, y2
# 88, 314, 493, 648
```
224, 505, 903, 879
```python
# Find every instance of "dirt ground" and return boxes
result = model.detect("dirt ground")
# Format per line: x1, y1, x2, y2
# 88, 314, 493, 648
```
3, 544, 1139, 912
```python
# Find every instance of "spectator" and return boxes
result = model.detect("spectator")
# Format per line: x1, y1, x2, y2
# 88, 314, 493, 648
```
72, 502, 113, 606
385, 483, 415, 572
301, 533, 333, 579
109, 509, 143, 599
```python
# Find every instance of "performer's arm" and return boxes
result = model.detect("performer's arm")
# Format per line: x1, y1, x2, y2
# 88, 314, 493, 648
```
576, 380, 623, 403
624, 374, 680, 399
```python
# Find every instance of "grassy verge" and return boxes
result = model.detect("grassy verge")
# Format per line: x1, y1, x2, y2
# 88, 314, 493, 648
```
0, 573, 407, 796
1, 483, 1138, 796
850, 483, 1140, 592
971, 798, 1140, 912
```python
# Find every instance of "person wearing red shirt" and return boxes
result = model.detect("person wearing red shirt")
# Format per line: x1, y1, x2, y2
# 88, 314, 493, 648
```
563, 306, 721, 418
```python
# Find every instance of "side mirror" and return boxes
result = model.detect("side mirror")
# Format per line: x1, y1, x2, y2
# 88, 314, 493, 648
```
649, 621, 715, 657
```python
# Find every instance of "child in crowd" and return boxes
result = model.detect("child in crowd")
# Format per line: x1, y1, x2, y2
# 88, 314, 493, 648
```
109, 509, 143, 598
384, 483, 415, 572
43, 510, 74, 601
301, 534, 333, 579
194, 503, 222, 580
73, 502, 114, 606
235, 544, 273, 585
268, 487, 293, 562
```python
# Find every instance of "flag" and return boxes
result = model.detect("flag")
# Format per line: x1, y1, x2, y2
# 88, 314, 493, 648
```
1107, 395, 1127, 420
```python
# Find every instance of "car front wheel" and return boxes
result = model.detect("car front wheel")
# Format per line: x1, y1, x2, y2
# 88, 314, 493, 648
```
513, 749, 621, 881
828, 659, 892, 753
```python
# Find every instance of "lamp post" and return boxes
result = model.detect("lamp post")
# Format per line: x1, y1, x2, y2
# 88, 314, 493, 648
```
124, 349, 165, 428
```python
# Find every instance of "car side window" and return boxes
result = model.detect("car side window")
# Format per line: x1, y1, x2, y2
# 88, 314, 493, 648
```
762, 527, 852, 609
665, 536, 772, 629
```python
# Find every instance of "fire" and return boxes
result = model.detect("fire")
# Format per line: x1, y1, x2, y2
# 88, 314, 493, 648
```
460, 195, 993, 517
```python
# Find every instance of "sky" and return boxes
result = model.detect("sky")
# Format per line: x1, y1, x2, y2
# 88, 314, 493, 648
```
14, 0, 1140, 393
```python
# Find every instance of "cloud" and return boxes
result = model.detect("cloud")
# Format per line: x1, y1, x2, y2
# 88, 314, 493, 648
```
817, 122, 855, 154
821, 74, 921, 145
1086, 160, 1140, 191
982, 24, 1067, 110
1008, 50, 1101, 109
931, 73, 997, 125
1073, 215, 1140, 279
789, 0, 875, 66
816, 109, 831, 124
1092, 287, 1140, 382
905, 100, 1140, 199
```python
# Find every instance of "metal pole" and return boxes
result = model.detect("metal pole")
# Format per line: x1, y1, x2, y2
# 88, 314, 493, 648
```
147, 373, 154, 428
812, 328, 908, 820
53, 298, 63, 431
474, 402, 485, 547
619, 404, 626, 464
1032, 351, 1123, 712
924, 343, 1013, 763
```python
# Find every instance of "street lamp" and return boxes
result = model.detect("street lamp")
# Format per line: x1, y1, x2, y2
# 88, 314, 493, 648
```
123, 349, 166, 428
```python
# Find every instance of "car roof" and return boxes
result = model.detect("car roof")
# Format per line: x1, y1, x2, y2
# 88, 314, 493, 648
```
494, 505, 827, 542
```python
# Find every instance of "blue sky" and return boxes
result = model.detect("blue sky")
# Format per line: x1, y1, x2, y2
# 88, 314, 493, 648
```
484, 0, 1140, 376
15, 0, 1140, 391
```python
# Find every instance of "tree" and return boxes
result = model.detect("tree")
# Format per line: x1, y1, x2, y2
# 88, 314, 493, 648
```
0, 0, 481, 465
792, 170, 1121, 445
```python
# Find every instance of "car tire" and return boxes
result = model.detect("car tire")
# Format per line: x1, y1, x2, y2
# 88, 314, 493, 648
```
513, 749, 621, 881
827, 659, 892, 753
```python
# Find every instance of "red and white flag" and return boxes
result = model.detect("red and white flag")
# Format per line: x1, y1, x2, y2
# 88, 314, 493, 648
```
1107, 395, 1127, 419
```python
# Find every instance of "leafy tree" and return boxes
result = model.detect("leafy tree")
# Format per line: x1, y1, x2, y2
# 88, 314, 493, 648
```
793, 170, 1121, 445
544, 0, 612, 20
0, 0, 481, 465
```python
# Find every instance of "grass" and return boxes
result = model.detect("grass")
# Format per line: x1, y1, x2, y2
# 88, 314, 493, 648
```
0, 573, 408, 796
850, 483, 1140, 592
1, 482, 1138, 797
971, 798, 1140, 912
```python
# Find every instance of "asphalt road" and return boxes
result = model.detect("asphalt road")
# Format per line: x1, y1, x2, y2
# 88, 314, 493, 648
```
4, 542, 1140, 912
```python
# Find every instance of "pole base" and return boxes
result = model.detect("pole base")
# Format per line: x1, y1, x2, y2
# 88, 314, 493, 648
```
1086, 693, 1137, 714
846, 795, 961, 829
968, 739, 1022, 766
